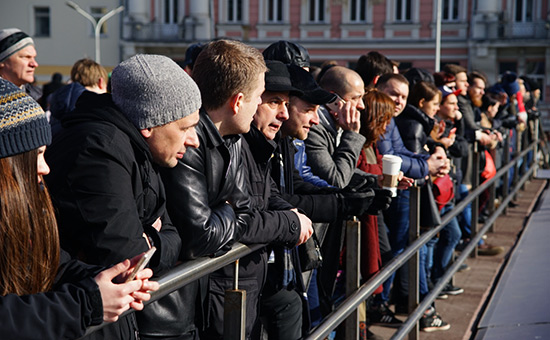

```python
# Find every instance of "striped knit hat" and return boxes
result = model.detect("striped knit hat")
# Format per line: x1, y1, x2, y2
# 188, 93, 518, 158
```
0, 28, 34, 62
0, 79, 51, 158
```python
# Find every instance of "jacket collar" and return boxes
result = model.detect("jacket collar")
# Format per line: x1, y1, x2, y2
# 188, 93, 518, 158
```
402, 104, 435, 135
317, 105, 338, 136
244, 124, 278, 163
199, 109, 241, 149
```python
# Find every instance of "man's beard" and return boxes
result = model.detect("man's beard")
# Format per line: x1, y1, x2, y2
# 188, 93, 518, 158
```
471, 96, 482, 108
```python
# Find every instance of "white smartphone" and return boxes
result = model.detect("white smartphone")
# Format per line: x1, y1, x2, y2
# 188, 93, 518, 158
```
326, 94, 346, 112
125, 246, 156, 282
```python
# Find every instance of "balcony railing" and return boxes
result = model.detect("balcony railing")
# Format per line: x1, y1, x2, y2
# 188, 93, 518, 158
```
123, 22, 184, 42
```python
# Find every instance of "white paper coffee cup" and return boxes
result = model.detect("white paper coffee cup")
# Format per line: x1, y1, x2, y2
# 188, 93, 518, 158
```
382, 155, 402, 197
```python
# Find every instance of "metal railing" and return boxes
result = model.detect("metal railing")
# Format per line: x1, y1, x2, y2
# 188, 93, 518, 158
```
85, 121, 541, 340
308, 124, 540, 339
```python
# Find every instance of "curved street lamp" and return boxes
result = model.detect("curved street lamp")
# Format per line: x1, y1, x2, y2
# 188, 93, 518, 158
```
66, 1, 124, 64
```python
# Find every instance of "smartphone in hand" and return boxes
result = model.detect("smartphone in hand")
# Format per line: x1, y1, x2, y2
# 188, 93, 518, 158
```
326, 94, 345, 112
125, 247, 156, 282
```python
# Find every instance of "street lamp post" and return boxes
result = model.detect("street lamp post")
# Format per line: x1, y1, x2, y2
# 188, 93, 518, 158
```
66, 1, 124, 64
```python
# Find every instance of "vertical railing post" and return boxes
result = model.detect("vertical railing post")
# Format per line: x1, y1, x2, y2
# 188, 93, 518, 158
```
345, 218, 361, 340
503, 135, 510, 215
224, 260, 246, 340
408, 185, 421, 340
471, 142, 480, 258
488, 177, 496, 233
534, 117, 540, 177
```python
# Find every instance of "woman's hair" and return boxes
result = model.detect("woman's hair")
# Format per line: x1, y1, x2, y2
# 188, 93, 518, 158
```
408, 81, 441, 108
360, 89, 395, 146
481, 93, 499, 113
0, 150, 59, 295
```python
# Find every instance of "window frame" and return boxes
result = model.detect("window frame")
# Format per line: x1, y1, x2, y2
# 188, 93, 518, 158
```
349, 0, 368, 23
33, 6, 51, 37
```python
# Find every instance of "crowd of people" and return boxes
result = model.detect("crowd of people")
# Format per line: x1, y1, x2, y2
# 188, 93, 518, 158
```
0, 27, 542, 340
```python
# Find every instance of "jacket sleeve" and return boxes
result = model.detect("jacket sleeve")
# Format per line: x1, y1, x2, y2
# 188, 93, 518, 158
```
62, 134, 180, 272
281, 170, 339, 223
0, 251, 103, 340
378, 119, 429, 179
305, 124, 366, 188
161, 144, 239, 260
241, 180, 301, 247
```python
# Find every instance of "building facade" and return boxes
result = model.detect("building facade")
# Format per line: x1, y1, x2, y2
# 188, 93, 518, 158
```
1, 0, 549, 120
0, 0, 122, 82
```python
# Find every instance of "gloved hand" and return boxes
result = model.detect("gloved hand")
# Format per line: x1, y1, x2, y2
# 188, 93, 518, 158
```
365, 189, 393, 215
337, 189, 375, 219
345, 172, 378, 193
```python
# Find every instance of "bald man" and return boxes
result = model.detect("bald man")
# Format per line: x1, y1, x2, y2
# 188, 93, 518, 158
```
304, 66, 366, 188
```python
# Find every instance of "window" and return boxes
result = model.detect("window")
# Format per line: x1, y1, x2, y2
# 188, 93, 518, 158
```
163, 0, 180, 24
442, 0, 459, 21
395, 0, 411, 22
350, 0, 368, 23
267, 0, 283, 22
228, 0, 243, 23
515, 0, 533, 22
90, 7, 108, 34
34, 7, 50, 37
308, 0, 325, 23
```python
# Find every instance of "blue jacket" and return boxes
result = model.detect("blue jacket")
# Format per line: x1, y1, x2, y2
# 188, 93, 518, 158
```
377, 117, 429, 179
293, 139, 331, 188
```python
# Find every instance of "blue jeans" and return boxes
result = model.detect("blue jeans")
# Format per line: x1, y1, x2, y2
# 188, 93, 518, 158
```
431, 204, 462, 282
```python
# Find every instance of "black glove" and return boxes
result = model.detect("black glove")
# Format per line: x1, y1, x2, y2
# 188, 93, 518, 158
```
365, 189, 393, 215
345, 172, 378, 193
337, 189, 375, 219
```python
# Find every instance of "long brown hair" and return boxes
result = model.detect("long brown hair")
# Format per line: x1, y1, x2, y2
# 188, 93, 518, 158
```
360, 89, 395, 146
0, 149, 59, 295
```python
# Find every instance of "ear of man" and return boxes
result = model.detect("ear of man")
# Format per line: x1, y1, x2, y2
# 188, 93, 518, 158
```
140, 128, 153, 139
229, 92, 245, 116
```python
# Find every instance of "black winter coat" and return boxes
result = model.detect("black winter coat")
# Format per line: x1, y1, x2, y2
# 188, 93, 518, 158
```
0, 250, 103, 340
45, 92, 181, 339
199, 125, 302, 340
395, 104, 435, 154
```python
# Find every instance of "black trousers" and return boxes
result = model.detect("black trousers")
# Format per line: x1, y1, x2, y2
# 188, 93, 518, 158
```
260, 288, 302, 340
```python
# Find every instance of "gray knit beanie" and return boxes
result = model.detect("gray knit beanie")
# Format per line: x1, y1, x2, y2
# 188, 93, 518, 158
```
0, 28, 34, 62
111, 54, 202, 129
0, 79, 51, 158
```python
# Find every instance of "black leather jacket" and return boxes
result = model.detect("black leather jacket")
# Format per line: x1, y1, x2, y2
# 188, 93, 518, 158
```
141, 110, 252, 338
161, 110, 252, 260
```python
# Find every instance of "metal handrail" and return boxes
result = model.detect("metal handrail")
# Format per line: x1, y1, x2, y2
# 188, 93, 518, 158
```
83, 243, 264, 336
84, 126, 540, 339
307, 137, 538, 340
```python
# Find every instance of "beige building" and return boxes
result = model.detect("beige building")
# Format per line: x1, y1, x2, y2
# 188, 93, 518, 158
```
0, 0, 122, 83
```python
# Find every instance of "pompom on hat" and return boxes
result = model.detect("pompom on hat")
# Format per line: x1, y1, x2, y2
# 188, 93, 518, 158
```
0, 79, 51, 158
111, 54, 202, 130
0, 28, 34, 62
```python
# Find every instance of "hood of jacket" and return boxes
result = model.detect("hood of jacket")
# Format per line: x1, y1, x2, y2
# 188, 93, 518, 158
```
49, 82, 87, 121
61, 91, 153, 161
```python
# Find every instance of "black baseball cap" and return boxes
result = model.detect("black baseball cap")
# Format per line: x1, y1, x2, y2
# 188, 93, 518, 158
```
288, 64, 336, 105
263, 40, 311, 68
265, 60, 302, 95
